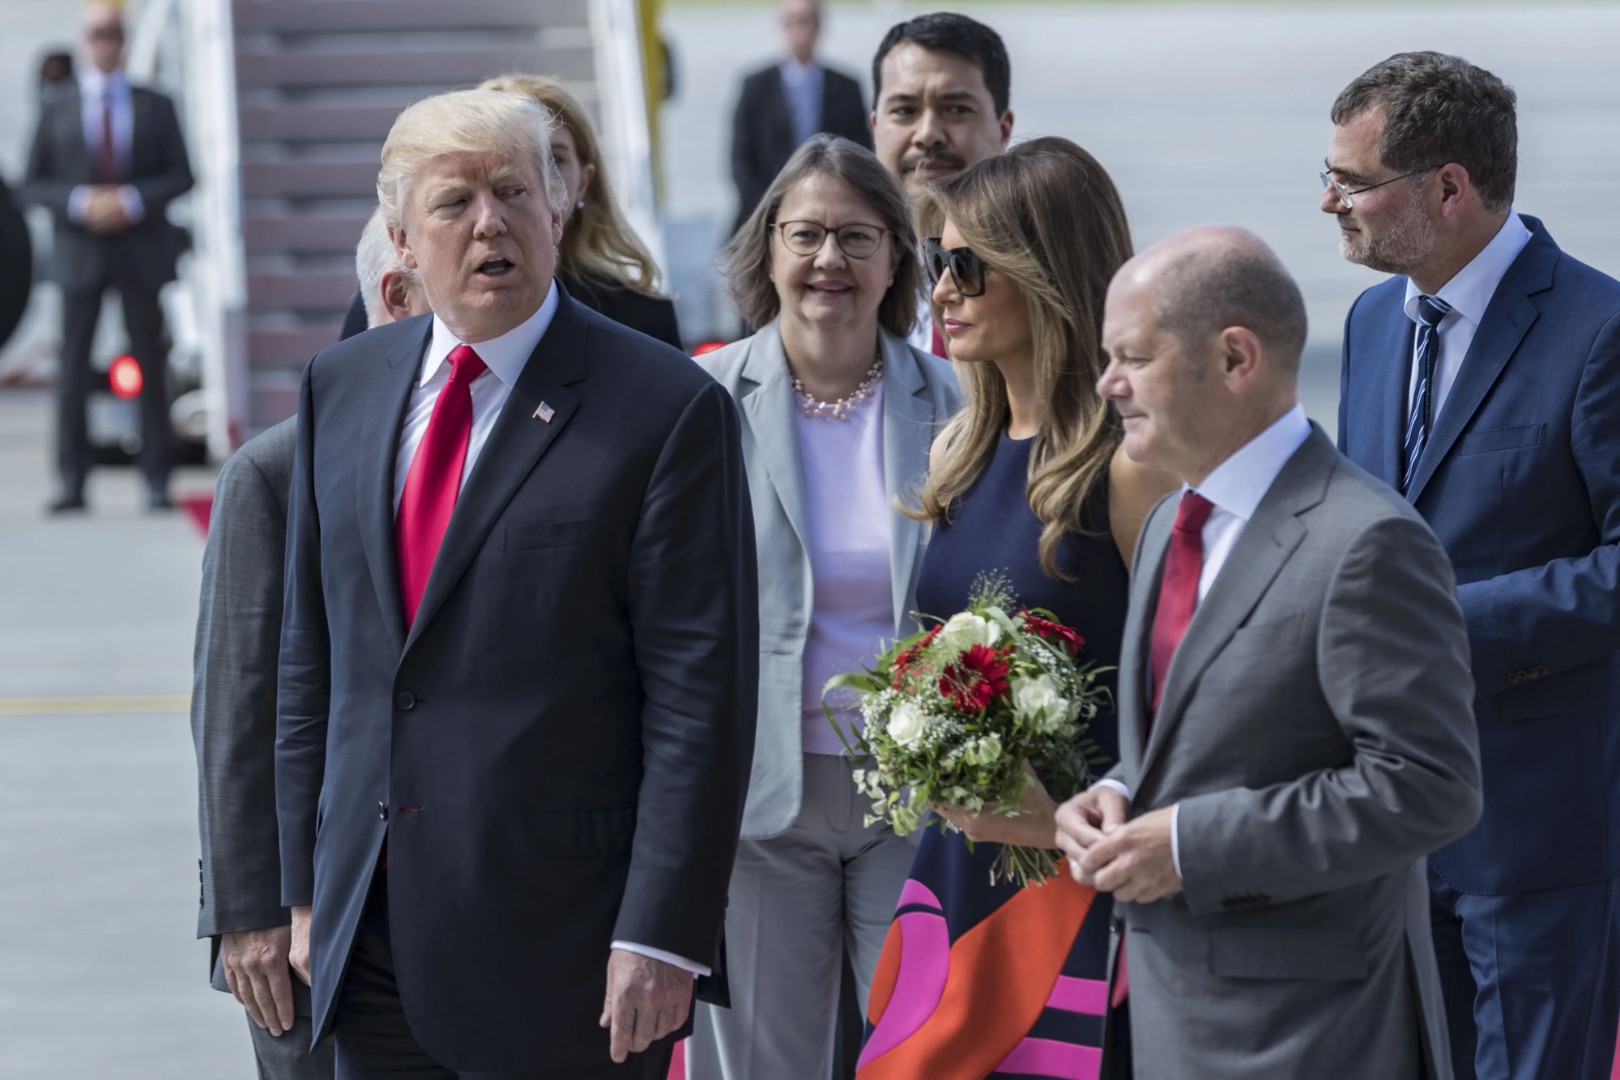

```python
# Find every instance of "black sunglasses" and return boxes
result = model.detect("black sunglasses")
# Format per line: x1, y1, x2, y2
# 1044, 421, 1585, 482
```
922, 237, 986, 298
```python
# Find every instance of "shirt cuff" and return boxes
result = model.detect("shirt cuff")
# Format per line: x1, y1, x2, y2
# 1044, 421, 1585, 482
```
610, 941, 709, 978
68, 185, 93, 223
1170, 802, 1182, 879
1092, 778, 1131, 802
117, 185, 145, 223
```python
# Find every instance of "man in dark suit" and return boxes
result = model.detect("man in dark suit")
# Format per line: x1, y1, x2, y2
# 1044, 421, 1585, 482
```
729, 0, 871, 236
192, 210, 427, 1080
21, 2, 193, 512
276, 89, 758, 1078
1329, 52, 1620, 1080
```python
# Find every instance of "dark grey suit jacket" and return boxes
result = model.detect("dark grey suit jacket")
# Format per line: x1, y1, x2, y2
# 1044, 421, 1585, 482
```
1103, 428, 1483, 1079
191, 418, 302, 1002
21, 79, 192, 290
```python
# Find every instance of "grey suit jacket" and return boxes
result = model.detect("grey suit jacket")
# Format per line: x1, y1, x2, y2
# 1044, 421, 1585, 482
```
21, 80, 193, 290
700, 322, 960, 838
191, 418, 299, 996
1105, 428, 1482, 1080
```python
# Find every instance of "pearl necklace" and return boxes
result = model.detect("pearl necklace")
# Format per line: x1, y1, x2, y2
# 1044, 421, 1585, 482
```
790, 343, 884, 421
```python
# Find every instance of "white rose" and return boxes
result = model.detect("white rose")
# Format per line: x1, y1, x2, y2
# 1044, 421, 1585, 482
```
939, 612, 1001, 653
887, 702, 926, 747
1013, 675, 1066, 725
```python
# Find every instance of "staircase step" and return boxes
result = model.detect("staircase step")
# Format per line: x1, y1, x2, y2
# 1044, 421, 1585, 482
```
249, 326, 348, 374
234, 43, 593, 89
242, 160, 380, 198
233, 0, 588, 34
239, 104, 403, 142
245, 213, 374, 255
248, 271, 359, 312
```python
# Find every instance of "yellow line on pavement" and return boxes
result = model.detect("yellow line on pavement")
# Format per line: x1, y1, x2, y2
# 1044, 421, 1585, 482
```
0, 694, 191, 716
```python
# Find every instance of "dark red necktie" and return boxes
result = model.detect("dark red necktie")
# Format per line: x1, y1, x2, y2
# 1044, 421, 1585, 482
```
930, 323, 948, 359
396, 344, 487, 626
1148, 491, 1215, 718
98, 93, 120, 183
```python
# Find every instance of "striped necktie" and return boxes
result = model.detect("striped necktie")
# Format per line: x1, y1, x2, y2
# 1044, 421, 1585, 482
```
1401, 294, 1452, 494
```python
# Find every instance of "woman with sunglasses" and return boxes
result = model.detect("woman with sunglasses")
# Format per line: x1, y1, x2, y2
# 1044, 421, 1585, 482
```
688, 133, 961, 1080
855, 138, 1176, 1080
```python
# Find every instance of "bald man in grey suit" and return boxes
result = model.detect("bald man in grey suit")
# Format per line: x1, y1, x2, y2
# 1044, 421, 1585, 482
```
1056, 226, 1483, 1079
191, 212, 424, 1078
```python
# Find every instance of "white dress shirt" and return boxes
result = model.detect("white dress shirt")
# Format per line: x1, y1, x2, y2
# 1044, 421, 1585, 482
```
393, 283, 707, 977
1093, 405, 1312, 878
1403, 212, 1532, 420
68, 67, 144, 224
778, 57, 824, 147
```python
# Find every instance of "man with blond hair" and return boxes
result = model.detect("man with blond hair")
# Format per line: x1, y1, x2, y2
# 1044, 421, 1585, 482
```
275, 89, 758, 1078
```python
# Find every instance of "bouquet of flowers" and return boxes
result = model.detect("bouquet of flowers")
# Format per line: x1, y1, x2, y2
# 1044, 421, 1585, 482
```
823, 575, 1109, 887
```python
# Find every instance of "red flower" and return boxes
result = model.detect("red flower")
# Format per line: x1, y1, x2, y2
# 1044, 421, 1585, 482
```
891, 626, 942, 687
938, 644, 1011, 712
1022, 612, 1086, 657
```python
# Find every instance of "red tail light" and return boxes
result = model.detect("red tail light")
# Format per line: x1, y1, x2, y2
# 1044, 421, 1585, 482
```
691, 341, 728, 356
109, 354, 143, 398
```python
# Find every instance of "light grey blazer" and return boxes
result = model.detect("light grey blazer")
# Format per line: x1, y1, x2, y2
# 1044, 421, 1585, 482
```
191, 417, 307, 1006
1104, 428, 1483, 1080
700, 322, 960, 839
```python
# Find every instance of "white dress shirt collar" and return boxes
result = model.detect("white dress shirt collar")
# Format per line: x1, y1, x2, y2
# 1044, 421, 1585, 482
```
78, 66, 126, 101
1402, 211, 1532, 327
1193, 403, 1312, 525
419, 279, 560, 389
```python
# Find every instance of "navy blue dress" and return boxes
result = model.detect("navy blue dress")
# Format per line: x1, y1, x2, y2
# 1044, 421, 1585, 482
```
858, 434, 1129, 1080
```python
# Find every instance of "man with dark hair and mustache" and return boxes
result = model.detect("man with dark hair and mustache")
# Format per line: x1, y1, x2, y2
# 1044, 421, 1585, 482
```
869, 12, 1012, 356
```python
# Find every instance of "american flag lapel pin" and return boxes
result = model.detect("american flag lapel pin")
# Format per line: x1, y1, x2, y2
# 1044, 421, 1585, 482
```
533, 401, 555, 423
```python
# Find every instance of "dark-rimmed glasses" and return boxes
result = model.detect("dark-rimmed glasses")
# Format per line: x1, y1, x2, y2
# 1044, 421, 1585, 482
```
771, 220, 890, 260
922, 237, 986, 298
1319, 167, 1433, 210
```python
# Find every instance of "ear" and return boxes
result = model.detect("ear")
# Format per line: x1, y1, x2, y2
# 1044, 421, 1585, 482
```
1217, 325, 1264, 388
388, 221, 419, 271
549, 200, 565, 246
379, 270, 416, 325
578, 161, 596, 201
998, 110, 1015, 149
1434, 161, 1472, 219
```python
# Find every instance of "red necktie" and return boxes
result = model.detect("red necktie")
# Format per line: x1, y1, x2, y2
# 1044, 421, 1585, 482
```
396, 344, 487, 626
1148, 491, 1215, 718
98, 93, 120, 183
930, 323, 948, 359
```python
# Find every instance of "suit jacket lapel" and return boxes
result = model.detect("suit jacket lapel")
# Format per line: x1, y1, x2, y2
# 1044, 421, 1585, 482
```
738, 322, 811, 557
881, 334, 931, 633
403, 294, 590, 653
1405, 218, 1555, 503
1120, 499, 1173, 777
356, 318, 431, 655
1369, 314, 1413, 491
1137, 430, 1332, 785
59, 87, 92, 181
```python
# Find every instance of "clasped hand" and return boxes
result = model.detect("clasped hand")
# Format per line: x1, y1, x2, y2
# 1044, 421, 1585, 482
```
599, 949, 692, 1063
1054, 787, 1183, 904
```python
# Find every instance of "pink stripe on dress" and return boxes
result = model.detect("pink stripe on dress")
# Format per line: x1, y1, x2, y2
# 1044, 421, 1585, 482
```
1046, 975, 1109, 1016
993, 1037, 1102, 1079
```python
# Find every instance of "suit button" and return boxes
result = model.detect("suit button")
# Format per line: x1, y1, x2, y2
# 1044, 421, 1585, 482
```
378, 802, 388, 820
396, 691, 416, 710
1110, 915, 1124, 932
1505, 671, 1521, 686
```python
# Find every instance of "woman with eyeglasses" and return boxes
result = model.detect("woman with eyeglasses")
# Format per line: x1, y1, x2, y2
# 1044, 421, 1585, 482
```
855, 138, 1176, 1080
687, 133, 961, 1080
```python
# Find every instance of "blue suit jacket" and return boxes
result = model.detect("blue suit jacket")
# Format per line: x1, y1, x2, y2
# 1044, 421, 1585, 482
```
1338, 216, 1620, 895
276, 290, 759, 1070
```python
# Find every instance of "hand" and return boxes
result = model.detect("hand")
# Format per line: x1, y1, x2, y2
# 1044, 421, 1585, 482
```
221, 926, 296, 1036
598, 949, 692, 1064
1054, 784, 1131, 876
83, 187, 130, 234
1073, 804, 1182, 904
289, 905, 312, 987
933, 761, 1058, 848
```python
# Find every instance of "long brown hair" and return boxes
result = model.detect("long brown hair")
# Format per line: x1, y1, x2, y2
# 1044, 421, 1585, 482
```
909, 137, 1133, 579
480, 73, 668, 298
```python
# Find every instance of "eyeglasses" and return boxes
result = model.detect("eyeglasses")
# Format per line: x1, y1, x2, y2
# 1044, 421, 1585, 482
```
922, 237, 986, 298
1319, 167, 1433, 210
771, 220, 890, 260
86, 26, 125, 42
